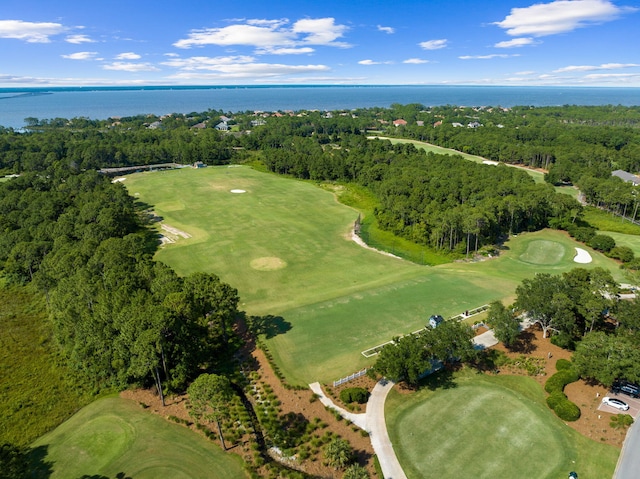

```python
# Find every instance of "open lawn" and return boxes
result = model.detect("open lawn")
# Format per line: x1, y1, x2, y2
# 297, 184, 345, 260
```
386, 369, 619, 479
31, 396, 246, 479
125, 167, 624, 385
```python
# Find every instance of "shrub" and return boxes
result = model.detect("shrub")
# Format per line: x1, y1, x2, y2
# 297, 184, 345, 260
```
555, 358, 573, 371
607, 246, 634, 263
550, 332, 575, 350
587, 234, 616, 253
610, 414, 634, 429
567, 225, 596, 243
553, 399, 581, 421
545, 366, 581, 421
546, 391, 565, 410
545, 370, 579, 394
339, 387, 369, 404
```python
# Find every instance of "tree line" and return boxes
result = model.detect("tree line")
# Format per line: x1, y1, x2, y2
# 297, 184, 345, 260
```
0, 169, 240, 394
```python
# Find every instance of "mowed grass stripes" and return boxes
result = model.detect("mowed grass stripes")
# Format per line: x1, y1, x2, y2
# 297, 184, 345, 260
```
31, 397, 246, 479
386, 371, 618, 479
125, 166, 624, 385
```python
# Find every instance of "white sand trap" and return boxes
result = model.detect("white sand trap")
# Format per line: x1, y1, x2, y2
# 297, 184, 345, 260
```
161, 224, 191, 239
230, 189, 246, 194
111, 177, 126, 183
482, 160, 499, 166
574, 247, 593, 264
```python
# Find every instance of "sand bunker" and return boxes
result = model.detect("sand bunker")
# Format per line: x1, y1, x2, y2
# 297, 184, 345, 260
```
230, 189, 247, 194
574, 247, 593, 264
250, 257, 287, 271
482, 160, 499, 166
111, 177, 126, 183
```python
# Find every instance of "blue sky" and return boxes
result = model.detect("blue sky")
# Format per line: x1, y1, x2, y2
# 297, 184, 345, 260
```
1, 0, 639, 87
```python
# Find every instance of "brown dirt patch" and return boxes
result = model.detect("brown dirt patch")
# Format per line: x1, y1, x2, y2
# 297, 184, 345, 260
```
250, 257, 287, 271
121, 324, 376, 478
493, 326, 628, 448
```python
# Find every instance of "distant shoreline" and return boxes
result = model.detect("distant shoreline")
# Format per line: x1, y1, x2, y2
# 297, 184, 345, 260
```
2, 84, 640, 94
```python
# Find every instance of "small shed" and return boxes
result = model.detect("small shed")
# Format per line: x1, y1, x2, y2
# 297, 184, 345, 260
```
428, 314, 444, 328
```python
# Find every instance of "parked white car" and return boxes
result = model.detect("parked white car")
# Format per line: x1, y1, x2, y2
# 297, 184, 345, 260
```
602, 397, 630, 411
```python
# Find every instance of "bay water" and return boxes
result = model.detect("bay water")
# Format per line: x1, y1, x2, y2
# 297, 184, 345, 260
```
1, 85, 639, 129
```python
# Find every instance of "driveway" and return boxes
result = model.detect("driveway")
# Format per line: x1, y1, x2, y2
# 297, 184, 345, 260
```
309, 380, 407, 479
599, 391, 639, 479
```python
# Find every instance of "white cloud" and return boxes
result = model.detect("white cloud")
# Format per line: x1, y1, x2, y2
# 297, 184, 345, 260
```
494, 0, 637, 37
65, 34, 95, 44
554, 62, 640, 72
459, 54, 518, 60
584, 73, 640, 80
115, 52, 142, 60
0, 20, 66, 43
377, 25, 395, 34
494, 37, 536, 48
174, 17, 349, 50
166, 62, 330, 80
293, 18, 348, 46
403, 58, 429, 64
358, 59, 393, 65
419, 39, 447, 50
61, 51, 100, 60
174, 24, 292, 48
102, 62, 159, 72
256, 47, 315, 55
162, 55, 256, 70
160, 54, 330, 80
515, 70, 537, 75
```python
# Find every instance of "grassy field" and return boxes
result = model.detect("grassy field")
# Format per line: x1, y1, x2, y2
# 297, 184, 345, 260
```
386, 369, 619, 479
0, 285, 90, 446
125, 166, 425, 315
584, 206, 640, 235
125, 167, 625, 385
30, 396, 246, 479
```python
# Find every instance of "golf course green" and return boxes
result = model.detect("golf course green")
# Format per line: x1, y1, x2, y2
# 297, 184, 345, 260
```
31, 397, 246, 479
124, 165, 625, 385
386, 370, 619, 479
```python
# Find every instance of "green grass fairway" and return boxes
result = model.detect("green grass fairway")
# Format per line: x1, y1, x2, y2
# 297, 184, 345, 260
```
126, 168, 624, 385
386, 370, 618, 479
31, 396, 246, 479
125, 166, 423, 315
600, 230, 640, 257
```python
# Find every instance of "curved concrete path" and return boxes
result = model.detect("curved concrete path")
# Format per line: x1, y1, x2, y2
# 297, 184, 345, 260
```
309, 380, 407, 479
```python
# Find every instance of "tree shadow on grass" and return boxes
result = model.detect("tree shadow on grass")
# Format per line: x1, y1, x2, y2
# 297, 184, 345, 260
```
419, 367, 458, 392
26, 445, 53, 479
247, 314, 292, 339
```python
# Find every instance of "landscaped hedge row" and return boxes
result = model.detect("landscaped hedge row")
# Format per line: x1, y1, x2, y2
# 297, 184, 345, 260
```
545, 366, 581, 421
339, 387, 369, 404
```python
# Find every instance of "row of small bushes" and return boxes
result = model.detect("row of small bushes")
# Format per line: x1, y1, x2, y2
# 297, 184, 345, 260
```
544, 360, 581, 421
565, 224, 639, 267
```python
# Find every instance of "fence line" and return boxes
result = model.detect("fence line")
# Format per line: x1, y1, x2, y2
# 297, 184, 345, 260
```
360, 304, 490, 357
333, 368, 368, 387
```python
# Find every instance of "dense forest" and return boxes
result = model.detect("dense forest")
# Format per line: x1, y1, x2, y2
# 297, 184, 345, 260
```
0, 170, 240, 395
